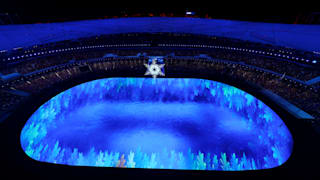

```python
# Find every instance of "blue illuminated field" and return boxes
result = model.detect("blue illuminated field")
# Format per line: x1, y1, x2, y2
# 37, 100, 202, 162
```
21, 78, 293, 170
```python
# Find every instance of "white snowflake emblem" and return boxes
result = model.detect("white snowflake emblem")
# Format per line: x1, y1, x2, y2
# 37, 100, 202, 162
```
144, 59, 165, 79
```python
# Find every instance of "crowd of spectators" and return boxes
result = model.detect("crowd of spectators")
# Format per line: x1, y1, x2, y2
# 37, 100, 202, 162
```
0, 90, 26, 111
0, 33, 319, 128
5, 56, 319, 120
3, 51, 318, 84
206, 50, 320, 81
1, 51, 108, 75
171, 58, 320, 121
13, 65, 82, 94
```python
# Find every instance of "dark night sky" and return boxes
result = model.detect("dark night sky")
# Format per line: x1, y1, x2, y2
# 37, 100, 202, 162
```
0, 2, 319, 24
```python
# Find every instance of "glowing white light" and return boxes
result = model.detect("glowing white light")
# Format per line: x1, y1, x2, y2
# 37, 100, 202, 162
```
144, 59, 165, 79
186, 11, 194, 15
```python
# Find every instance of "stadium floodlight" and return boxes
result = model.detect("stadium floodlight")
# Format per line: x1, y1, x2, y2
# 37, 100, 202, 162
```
186, 11, 195, 15
312, 60, 317, 64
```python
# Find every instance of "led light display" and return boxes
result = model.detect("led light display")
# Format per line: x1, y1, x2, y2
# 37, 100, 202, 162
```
21, 78, 293, 170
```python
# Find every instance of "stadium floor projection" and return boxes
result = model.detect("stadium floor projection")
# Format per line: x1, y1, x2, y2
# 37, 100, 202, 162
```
20, 78, 293, 171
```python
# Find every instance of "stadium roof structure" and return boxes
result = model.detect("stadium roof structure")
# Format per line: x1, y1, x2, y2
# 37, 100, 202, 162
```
0, 17, 320, 52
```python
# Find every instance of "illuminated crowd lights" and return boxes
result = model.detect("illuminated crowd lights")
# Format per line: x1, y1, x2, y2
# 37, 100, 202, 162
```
3, 43, 317, 65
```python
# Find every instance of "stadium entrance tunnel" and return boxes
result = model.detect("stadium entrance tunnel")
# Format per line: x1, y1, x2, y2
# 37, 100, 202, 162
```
20, 77, 293, 171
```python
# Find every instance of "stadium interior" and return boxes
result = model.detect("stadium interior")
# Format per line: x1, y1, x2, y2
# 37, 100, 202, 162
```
0, 7, 320, 179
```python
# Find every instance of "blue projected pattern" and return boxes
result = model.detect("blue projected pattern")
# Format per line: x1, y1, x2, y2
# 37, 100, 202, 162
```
21, 78, 293, 170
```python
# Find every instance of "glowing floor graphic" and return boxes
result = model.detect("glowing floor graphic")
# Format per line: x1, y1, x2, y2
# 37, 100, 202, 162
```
21, 78, 293, 170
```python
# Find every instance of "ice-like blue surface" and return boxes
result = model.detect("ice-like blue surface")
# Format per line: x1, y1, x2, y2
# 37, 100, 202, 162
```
20, 78, 293, 170
1, 17, 320, 52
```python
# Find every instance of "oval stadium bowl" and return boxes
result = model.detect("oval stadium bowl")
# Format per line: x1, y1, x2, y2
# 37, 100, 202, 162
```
20, 77, 293, 171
